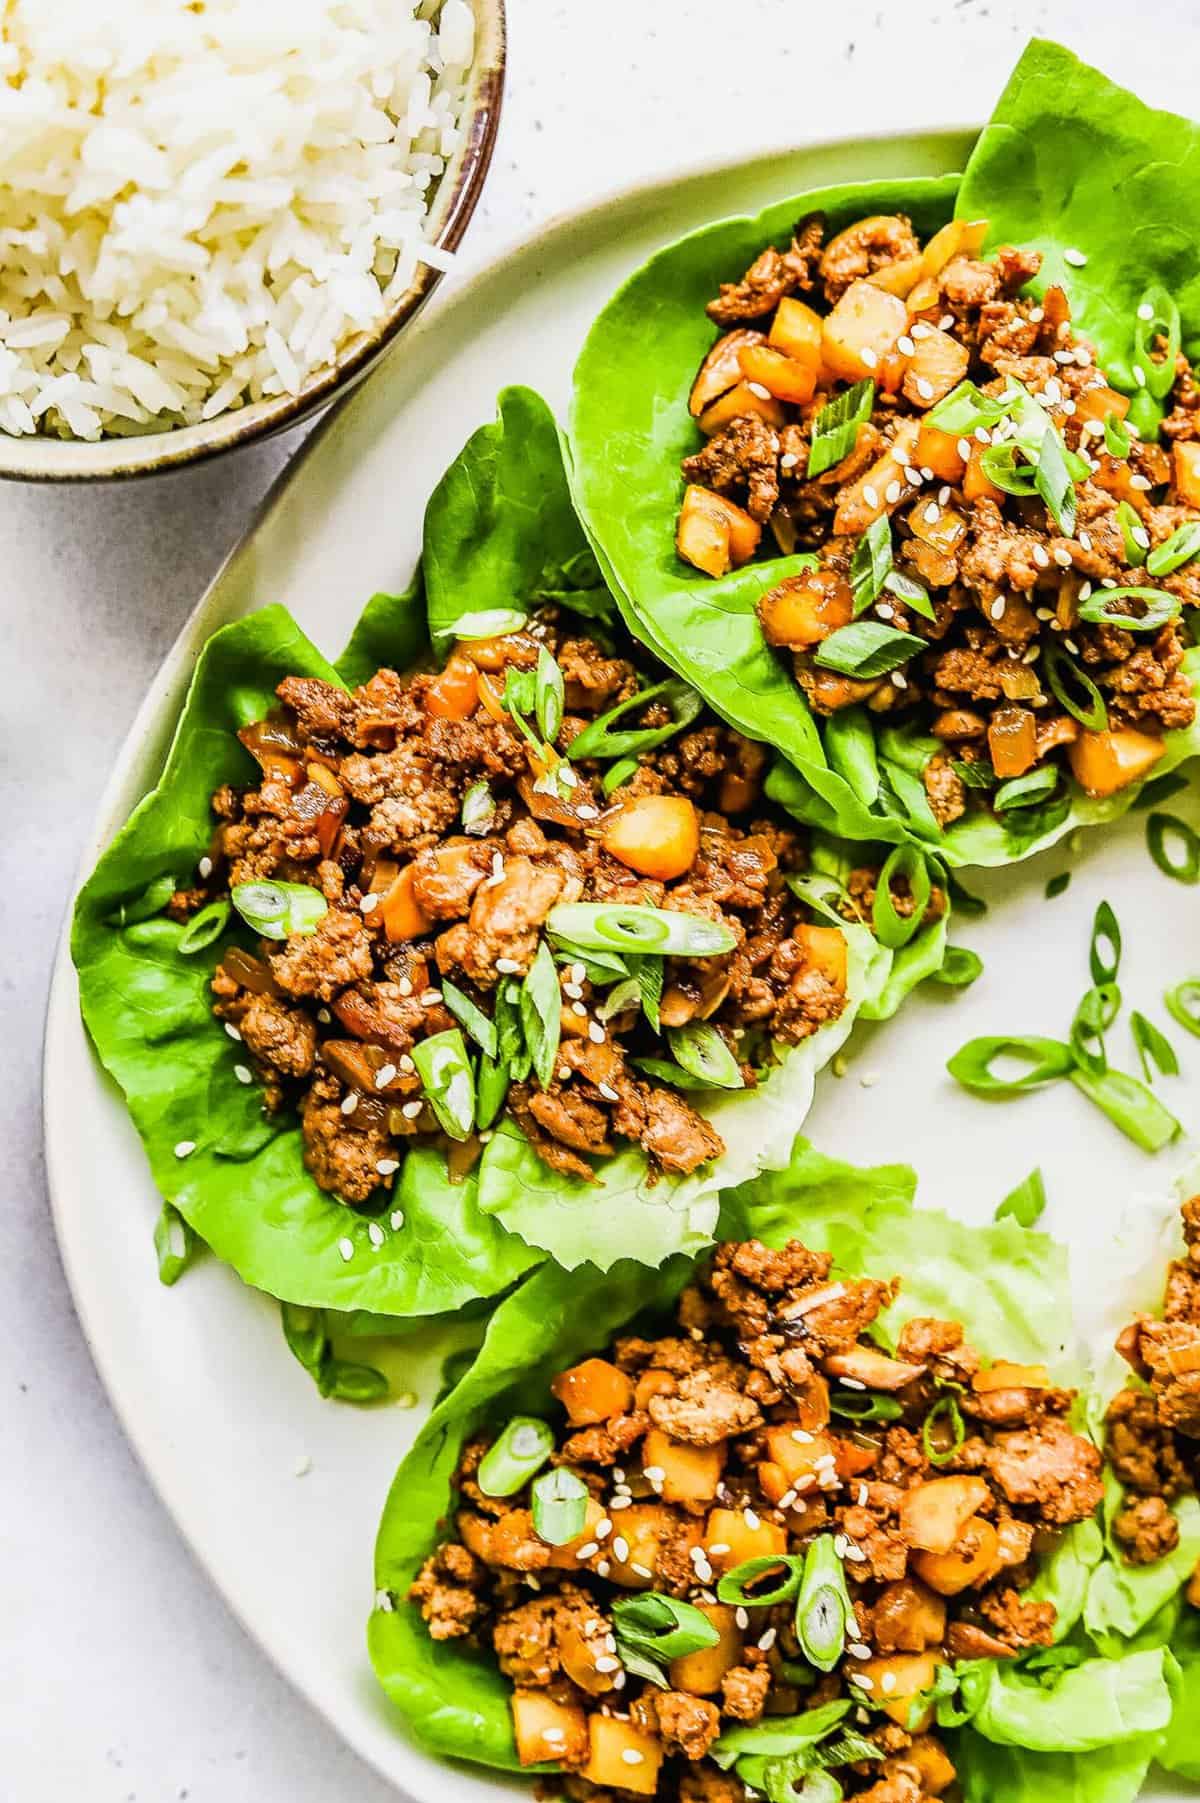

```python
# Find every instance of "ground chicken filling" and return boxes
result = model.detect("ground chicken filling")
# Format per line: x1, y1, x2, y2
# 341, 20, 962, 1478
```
675, 210, 1198, 830
1105, 1194, 1200, 1600
408, 1236, 1104, 1801
170, 619, 932, 1204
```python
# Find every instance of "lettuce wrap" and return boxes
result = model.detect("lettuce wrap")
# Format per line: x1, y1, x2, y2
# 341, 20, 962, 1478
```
73, 390, 946, 1315
567, 41, 1200, 870
368, 1141, 1174, 1802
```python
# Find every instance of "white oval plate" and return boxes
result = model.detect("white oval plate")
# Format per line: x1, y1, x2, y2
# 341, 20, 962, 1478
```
45, 130, 1198, 1800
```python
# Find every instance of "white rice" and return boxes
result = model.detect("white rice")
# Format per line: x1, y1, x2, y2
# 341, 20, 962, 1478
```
0, 0, 475, 440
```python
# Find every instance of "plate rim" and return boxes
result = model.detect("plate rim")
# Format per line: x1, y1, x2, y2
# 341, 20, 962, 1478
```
43, 120, 980, 1794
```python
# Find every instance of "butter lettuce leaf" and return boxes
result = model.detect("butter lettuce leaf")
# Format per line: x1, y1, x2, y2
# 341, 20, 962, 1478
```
953, 1728, 1161, 1803
955, 1646, 1175, 1751
1161, 1610, 1200, 1780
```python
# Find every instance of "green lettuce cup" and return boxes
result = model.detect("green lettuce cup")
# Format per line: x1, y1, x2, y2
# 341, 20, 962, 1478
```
73, 390, 948, 1314
369, 1141, 1174, 1803
568, 41, 1200, 871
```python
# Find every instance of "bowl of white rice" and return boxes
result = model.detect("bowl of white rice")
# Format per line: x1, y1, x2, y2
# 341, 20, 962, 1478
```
0, 0, 503, 480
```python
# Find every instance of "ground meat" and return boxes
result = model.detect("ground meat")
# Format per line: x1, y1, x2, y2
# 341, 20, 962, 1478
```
681, 414, 781, 521
233, 990, 318, 1079
869, 1580, 945, 1654
1113, 1494, 1182, 1566
896, 1318, 980, 1387
558, 638, 639, 714
632, 1689, 721, 1760
409, 1540, 487, 1640
561, 1412, 648, 1467
647, 1373, 762, 1446
984, 1419, 1104, 1526
436, 855, 568, 988
492, 1586, 609, 1687
819, 214, 920, 304
977, 1587, 1057, 1649
269, 908, 374, 1003
620, 1080, 725, 1176
299, 1071, 394, 1203
719, 1661, 772, 1721
922, 754, 966, 828
678, 1769, 744, 1803
707, 215, 824, 325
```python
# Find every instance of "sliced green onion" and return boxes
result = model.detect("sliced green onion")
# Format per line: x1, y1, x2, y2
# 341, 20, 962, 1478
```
994, 766, 1059, 812
815, 620, 926, 679
477, 1416, 555, 1496
872, 844, 931, 950
435, 608, 528, 641
520, 938, 563, 1091
1134, 770, 1189, 812
535, 645, 565, 746
666, 1023, 744, 1090
461, 779, 496, 835
929, 946, 983, 988
1165, 980, 1200, 1038
568, 677, 704, 764
1146, 811, 1200, 884
531, 1466, 589, 1545
951, 757, 997, 790
1045, 872, 1071, 900
883, 568, 936, 621
1104, 414, 1133, 459
231, 880, 327, 941
441, 978, 498, 1060
321, 1360, 389, 1404
1068, 1064, 1180, 1153
1131, 1011, 1179, 1082
850, 516, 892, 617
177, 898, 231, 955
502, 663, 537, 721
547, 901, 736, 959
412, 1028, 476, 1140
1089, 900, 1122, 984
1076, 586, 1180, 632
280, 1300, 327, 1374
1146, 522, 1200, 577
947, 1035, 1075, 1095
612, 1592, 721, 1662
922, 1393, 965, 1467
795, 1536, 852, 1673
603, 756, 640, 794
1043, 643, 1107, 732
807, 380, 875, 478
633, 1056, 729, 1090
1116, 500, 1148, 567
979, 442, 1040, 497
830, 1391, 903, 1422
925, 380, 1013, 435
597, 976, 641, 1022
717, 1556, 805, 1609
1070, 982, 1120, 1077
1033, 424, 1077, 536
493, 979, 530, 1080
106, 873, 177, 927
1133, 286, 1181, 400
153, 1201, 198, 1286
475, 1053, 509, 1130
550, 942, 630, 983
635, 955, 664, 1033
995, 1168, 1047, 1227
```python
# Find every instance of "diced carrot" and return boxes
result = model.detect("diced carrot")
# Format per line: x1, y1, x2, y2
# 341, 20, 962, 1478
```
987, 705, 1038, 779
462, 631, 539, 672
551, 1358, 634, 1425
866, 254, 924, 298
758, 571, 853, 649
697, 380, 787, 437
668, 1604, 743, 1696
916, 424, 966, 484
899, 1477, 991, 1554
797, 923, 848, 992
633, 1369, 676, 1410
1071, 384, 1130, 428
963, 442, 1002, 503
603, 795, 700, 881
704, 1507, 787, 1570
833, 1437, 880, 1482
972, 1362, 1051, 1394
379, 864, 432, 943
425, 653, 479, 720
769, 297, 824, 370
1094, 454, 1152, 515
1173, 441, 1200, 507
855, 1653, 942, 1730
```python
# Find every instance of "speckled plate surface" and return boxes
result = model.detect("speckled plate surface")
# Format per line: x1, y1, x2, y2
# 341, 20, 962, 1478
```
44, 129, 1197, 1799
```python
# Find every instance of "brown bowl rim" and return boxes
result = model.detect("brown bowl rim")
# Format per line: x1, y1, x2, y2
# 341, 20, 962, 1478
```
0, 0, 506, 483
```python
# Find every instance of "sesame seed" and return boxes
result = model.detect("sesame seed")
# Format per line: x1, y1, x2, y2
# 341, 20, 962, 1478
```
915, 377, 935, 401
1022, 644, 1041, 665
368, 1222, 385, 1248
374, 1063, 397, 1088
596, 1559, 611, 1577
577, 803, 601, 821
1137, 301, 1156, 322
957, 437, 972, 461
892, 672, 908, 691
814, 1453, 837, 1473
587, 1021, 606, 1044
757, 1627, 777, 1652
630, 1563, 653, 1578
1133, 526, 1151, 549
881, 1671, 898, 1693
991, 598, 1007, 621
841, 1376, 867, 1389
694, 1557, 715, 1582
885, 480, 901, 505
390, 1209, 405, 1230
643, 1466, 666, 1483
860, 348, 878, 370
224, 1021, 242, 1041
857, 1484, 869, 1506
743, 1508, 761, 1531
337, 1237, 354, 1262
198, 855, 213, 879
1129, 473, 1152, 491
747, 381, 771, 400
374, 1587, 393, 1611
847, 1641, 872, 1660
834, 1534, 849, 1558
609, 1494, 632, 1511
1044, 378, 1062, 404
613, 1537, 630, 1562
294, 1455, 312, 1477
792, 1429, 814, 1444
571, 999, 588, 1018
863, 485, 880, 510
780, 451, 799, 471
939, 314, 955, 332
495, 957, 520, 974
397, 977, 413, 997
897, 334, 915, 357
937, 485, 951, 506
376, 1158, 399, 1176
340, 1093, 358, 1116
845, 1545, 869, 1564
621, 1750, 645, 1767
910, 321, 933, 339
557, 1064, 571, 1082
612, 1670, 627, 1689
923, 501, 940, 524
1062, 398, 1077, 415
1133, 364, 1147, 388
398, 1053, 415, 1074
173, 1139, 196, 1159
1053, 546, 1073, 567
1054, 348, 1074, 365
1032, 544, 1051, 569
857, 1075, 877, 1092
1065, 637, 1081, 655
850, 1672, 874, 1691
401, 1100, 423, 1120
1078, 530, 1093, 552
708, 1542, 731, 1556
316, 1008, 331, 1024
420, 988, 442, 1006
596, 1519, 612, 1539
576, 1542, 600, 1561
599, 1082, 619, 1102
563, 981, 583, 1000
778, 1490, 797, 1510
1063, 247, 1088, 267
595, 1653, 621, 1674
360, 892, 379, 914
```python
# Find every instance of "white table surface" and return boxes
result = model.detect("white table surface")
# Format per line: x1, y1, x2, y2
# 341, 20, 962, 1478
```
3, 2, 1196, 1796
